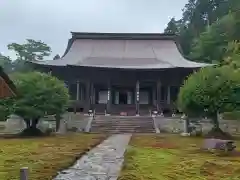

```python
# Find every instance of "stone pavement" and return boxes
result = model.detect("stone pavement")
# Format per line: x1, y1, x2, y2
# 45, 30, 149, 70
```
54, 134, 132, 180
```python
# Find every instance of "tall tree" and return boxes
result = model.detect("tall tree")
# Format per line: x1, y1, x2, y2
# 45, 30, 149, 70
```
0, 54, 13, 73
8, 39, 51, 61
190, 13, 238, 63
164, 18, 181, 34
0, 72, 69, 136
165, 0, 240, 58
53, 54, 60, 60
223, 41, 240, 69
178, 66, 240, 133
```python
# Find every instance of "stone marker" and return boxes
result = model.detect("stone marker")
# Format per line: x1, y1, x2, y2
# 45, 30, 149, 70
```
180, 114, 190, 136
203, 138, 236, 152
20, 167, 29, 180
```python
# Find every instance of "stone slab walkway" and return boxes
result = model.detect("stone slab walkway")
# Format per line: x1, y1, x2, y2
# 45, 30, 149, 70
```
54, 134, 132, 180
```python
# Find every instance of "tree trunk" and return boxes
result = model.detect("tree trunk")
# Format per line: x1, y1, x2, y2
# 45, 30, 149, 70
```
211, 113, 220, 130
24, 118, 31, 128
31, 118, 39, 129
55, 114, 61, 132
21, 117, 43, 136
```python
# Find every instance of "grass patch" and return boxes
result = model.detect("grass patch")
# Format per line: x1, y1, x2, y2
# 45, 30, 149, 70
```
0, 133, 106, 180
119, 134, 240, 180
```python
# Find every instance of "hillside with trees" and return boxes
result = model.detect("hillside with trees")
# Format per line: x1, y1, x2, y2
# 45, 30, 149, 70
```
164, 0, 240, 64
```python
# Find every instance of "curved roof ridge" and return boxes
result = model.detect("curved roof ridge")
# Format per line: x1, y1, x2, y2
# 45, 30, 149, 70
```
71, 32, 177, 40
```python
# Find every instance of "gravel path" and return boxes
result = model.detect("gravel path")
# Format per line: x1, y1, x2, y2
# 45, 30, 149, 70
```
54, 134, 132, 180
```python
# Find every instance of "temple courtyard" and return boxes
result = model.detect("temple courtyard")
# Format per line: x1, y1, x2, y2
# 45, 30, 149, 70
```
1, 133, 240, 180
0, 133, 106, 180
119, 134, 240, 180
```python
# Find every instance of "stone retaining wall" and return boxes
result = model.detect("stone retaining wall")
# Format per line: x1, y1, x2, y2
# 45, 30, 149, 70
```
155, 117, 240, 135
0, 112, 91, 134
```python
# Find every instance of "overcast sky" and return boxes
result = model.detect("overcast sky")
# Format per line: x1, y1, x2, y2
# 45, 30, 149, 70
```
0, 0, 187, 59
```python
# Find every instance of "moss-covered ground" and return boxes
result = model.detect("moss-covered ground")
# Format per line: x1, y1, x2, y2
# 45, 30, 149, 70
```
119, 134, 240, 180
0, 133, 106, 180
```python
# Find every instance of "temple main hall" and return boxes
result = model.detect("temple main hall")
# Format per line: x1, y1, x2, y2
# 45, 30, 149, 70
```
33, 32, 209, 116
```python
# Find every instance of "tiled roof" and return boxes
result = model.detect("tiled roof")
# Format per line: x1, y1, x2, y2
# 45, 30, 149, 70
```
34, 32, 211, 69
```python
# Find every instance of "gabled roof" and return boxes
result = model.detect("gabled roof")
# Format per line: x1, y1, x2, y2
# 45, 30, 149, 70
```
0, 67, 16, 97
33, 32, 211, 69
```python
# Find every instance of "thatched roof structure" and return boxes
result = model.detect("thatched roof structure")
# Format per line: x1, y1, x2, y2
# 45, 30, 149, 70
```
0, 67, 16, 98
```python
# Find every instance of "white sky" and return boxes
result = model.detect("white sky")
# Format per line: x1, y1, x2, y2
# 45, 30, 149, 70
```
0, 0, 188, 59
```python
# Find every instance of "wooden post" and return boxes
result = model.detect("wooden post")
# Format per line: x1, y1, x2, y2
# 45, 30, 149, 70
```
167, 86, 171, 105
156, 80, 161, 113
76, 81, 80, 101
106, 81, 111, 115
136, 80, 140, 116
85, 81, 91, 111
20, 167, 28, 180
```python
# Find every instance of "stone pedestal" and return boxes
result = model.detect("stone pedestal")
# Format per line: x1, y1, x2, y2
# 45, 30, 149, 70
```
180, 114, 190, 136
58, 120, 67, 134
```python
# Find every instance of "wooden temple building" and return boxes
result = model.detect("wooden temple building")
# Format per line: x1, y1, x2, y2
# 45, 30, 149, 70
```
0, 66, 16, 98
33, 32, 209, 115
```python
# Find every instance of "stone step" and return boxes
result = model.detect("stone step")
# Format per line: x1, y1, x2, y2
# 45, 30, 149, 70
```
91, 126, 154, 129
90, 115, 155, 133
93, 121, 153, 124
94, 121, 154, 123
91, 130, 155, 133
92, 125, 153, 127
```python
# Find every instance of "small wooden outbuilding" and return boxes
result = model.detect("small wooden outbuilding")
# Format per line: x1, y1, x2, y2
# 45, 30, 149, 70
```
0, 66, 16, 98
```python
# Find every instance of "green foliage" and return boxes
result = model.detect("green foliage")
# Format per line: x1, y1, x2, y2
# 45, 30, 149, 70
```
0, 72, 69, 120
223, 41, 240, 68
53, 54, 60, 60
1, 39, 52, 73
165, 0, 240, 60
0, 54, 13, 73
190, 13, 238, 63
8, 39, 51, 61
178, 66, 240, 117
164, 18, 181, 34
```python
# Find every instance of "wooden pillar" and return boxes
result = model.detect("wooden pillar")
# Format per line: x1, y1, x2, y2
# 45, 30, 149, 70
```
152, 86, 155, 106
136, 80, 140, 116
85, 81, 91, 111
76, 81, 80, 101
167, 86, 171, 105
106, 82, 111, 114
156, 80, 161, 112
90, 82, 94, 110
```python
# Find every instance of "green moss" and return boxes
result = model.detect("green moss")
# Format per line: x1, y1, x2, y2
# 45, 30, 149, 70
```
119, 134, 240, 180
0, 133, 106, 180
120, 147, 176, 180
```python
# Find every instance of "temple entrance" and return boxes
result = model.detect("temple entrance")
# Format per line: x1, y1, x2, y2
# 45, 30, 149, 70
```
119, 92, 128, 104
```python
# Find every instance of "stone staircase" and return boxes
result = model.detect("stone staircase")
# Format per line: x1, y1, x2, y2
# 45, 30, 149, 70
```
90, 115, 156, 133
